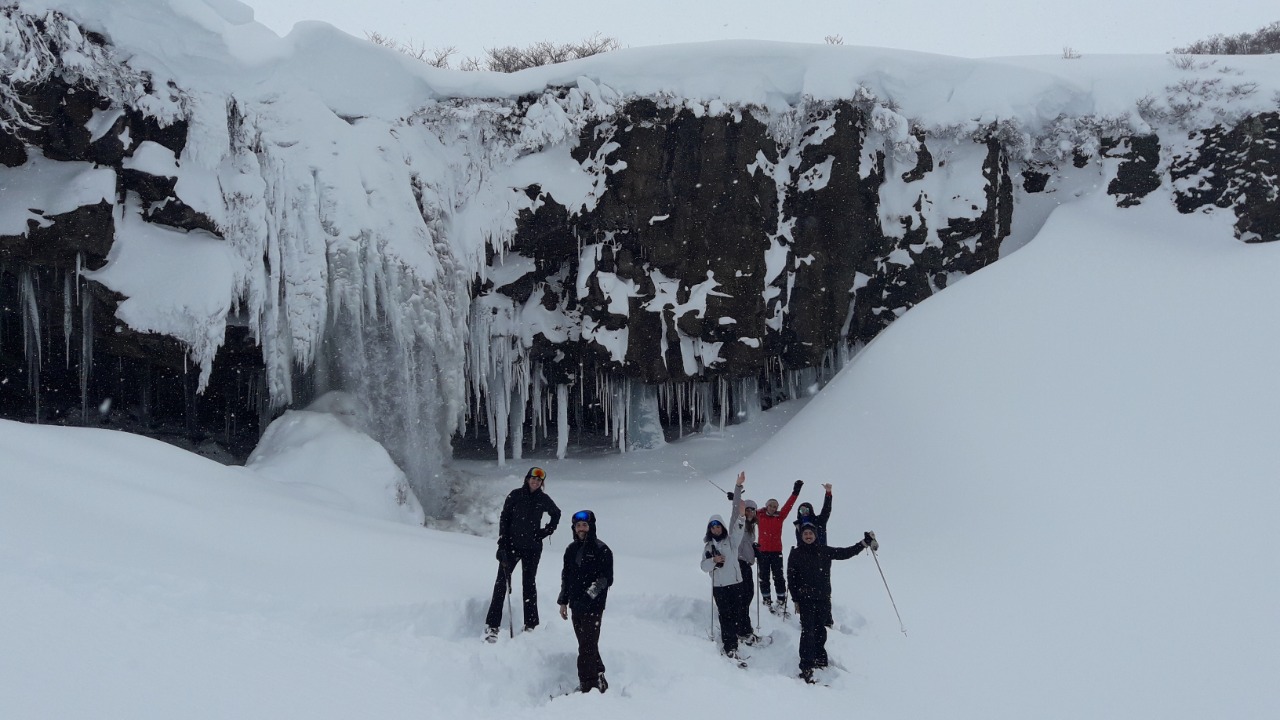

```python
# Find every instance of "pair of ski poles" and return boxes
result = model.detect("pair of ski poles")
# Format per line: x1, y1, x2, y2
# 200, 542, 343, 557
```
685, 460, 907, 637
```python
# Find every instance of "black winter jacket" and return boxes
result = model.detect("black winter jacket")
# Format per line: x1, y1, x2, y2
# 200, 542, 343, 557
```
499, 484, 561, 552
557, 525, 614, 613
786, 540, 866, 606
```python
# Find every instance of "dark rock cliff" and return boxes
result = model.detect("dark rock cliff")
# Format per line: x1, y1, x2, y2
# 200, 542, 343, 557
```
2, 8, 1278, 477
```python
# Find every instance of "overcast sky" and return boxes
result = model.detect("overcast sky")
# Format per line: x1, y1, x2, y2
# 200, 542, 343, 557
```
244, 0, 1275, 60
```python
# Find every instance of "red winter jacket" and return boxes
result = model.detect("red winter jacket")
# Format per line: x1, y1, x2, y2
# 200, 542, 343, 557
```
755, 492, 799, 553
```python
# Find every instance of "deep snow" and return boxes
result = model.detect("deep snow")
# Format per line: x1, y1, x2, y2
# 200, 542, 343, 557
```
4, 193, 1280, 719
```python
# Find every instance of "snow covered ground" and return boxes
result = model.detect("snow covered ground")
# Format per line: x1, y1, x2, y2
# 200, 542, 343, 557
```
4, 192, 1280, 719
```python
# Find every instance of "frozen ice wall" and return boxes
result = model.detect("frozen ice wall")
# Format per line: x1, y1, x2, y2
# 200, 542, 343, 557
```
4, 1, 1279, 515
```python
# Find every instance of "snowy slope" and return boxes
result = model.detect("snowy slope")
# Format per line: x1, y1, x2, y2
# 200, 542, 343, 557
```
4, 188, 1280, 719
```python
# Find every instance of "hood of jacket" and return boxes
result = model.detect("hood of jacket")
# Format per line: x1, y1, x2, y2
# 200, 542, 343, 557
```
705, 513, 729, 543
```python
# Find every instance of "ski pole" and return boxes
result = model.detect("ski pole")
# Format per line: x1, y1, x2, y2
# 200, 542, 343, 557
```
870, 546, 907, 637
683, 460, 729, 494
505, 564, 515, 638
755, 578, 761, 631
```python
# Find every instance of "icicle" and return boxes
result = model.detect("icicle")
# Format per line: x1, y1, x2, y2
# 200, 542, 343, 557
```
20, 270, 42, 422
509, 357, 527, 462
610, 376, 628, 453
530, 365, 544, 451
63, 271, 72, 369
556, 383, 569, 460
80, 283, 93, 424
676, 382, 684, 439
718, 377, 727, 431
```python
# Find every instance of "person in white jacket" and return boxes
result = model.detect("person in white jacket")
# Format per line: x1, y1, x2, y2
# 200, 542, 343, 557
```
701, 471, 748, 659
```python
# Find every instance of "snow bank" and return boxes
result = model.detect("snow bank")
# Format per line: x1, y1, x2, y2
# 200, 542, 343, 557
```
246, 392, 425, 525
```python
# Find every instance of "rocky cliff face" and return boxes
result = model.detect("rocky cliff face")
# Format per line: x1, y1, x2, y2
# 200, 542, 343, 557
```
1, 4, 1277, 511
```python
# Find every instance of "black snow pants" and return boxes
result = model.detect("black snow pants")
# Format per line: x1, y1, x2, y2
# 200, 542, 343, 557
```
485, 544, 543, 630
571, 609, 606, 689
796, 598, 831, 671
736, 559, 755, 636
757, 551, 786, 601
712, 583, 741, 653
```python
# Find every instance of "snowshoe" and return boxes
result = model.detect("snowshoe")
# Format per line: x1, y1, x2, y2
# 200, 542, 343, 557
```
725, 648, 749, 668
483, 627, 499, 644
741, 632, 774, 648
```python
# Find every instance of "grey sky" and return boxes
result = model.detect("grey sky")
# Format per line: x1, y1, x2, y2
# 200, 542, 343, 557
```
246, 0, 1273, 59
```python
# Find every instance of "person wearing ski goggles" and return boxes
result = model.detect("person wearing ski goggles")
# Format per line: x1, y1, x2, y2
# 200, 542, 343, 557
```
557, 509, 613, 693
484, 467, 561, 642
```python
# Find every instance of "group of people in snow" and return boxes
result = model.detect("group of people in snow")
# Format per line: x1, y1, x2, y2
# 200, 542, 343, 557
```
482, 465, 877, 690
702, 471, 877, 682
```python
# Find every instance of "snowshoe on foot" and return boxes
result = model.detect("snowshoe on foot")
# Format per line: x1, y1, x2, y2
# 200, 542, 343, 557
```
799, 669, 816, 684
725, 648, 749, 668
483, 627, 499, 643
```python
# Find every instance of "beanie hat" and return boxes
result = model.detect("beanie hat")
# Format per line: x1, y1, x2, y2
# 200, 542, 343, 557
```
744, 500, 758, 510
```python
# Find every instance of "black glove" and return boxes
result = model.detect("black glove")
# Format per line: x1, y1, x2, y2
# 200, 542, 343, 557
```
863, 531, 879, 552
496, 538, 511, 563
792, 480, 804, 495
726, 490, 735, 501
539, 525, 554, 539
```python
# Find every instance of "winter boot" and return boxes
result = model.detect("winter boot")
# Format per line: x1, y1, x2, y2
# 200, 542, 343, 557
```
799, 668, 816, 684
763, 597, 773, 613
596, 673, 609, 693
483, 627, 499, 643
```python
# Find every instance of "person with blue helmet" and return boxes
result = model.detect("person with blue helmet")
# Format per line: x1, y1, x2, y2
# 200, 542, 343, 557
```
558, 509, 614, 693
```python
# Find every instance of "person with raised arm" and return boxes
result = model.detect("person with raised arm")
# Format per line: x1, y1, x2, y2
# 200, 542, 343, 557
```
701, 471, 750, 664
787, 524, 879, 684
756, 479, 803, 615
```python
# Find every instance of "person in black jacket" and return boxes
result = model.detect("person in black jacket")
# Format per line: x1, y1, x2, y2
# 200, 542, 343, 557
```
792, 482, 833, 545
792, 483, 836, 627
558, 509, 614, 693
485, 467, 561, 640
787, 521, 878, 683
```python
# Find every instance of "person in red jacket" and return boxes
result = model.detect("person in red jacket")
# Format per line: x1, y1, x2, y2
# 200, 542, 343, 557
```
755, 479, 803, 615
